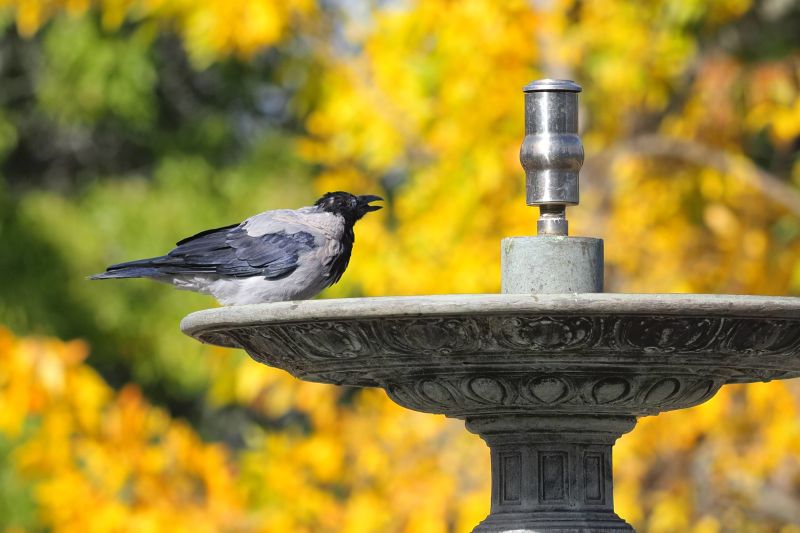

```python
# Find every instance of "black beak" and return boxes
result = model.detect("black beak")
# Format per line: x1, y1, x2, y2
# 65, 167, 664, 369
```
357, 194, 384, 212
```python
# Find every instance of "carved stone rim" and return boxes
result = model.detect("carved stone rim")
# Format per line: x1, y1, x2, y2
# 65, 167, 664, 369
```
182, 293, 800, 340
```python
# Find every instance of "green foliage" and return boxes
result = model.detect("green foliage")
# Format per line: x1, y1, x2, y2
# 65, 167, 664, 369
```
37, 16, 156, 127
0, 111, 17, 157
1, 134, 312, 412
0, 434, 39, 531
0, 13, 315, 418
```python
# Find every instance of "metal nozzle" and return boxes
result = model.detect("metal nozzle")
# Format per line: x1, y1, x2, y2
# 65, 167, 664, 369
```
520, 79, 584, 236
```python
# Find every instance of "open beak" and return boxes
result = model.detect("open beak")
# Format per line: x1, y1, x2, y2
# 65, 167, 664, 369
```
357, 194, 384, 212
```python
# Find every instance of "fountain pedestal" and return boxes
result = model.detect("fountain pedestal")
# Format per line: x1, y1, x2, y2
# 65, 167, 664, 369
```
468, 415, 634, 532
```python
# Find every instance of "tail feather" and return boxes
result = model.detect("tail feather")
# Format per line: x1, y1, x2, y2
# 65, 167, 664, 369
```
88, 257, 165, 280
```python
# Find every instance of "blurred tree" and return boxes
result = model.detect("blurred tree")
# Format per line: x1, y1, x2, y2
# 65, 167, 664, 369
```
0, 7, 315, 418
0, 0, 799, 531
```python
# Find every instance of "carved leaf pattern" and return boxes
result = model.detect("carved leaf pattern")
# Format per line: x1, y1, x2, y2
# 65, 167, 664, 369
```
196, 313, 800, 417
385, 374, 721, 418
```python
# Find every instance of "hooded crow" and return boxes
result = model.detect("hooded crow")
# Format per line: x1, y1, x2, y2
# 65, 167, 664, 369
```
90, 191, 383, 305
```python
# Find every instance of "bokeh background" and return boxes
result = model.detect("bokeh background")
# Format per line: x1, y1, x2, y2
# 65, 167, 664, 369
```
1, 0, 799, 531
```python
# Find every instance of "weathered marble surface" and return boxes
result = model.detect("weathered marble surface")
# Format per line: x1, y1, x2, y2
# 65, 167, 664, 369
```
181, 293, 800, 532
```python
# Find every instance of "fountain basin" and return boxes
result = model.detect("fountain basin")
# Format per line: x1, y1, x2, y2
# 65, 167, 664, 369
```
182, 293, 800, 413
181, 293, 800, 532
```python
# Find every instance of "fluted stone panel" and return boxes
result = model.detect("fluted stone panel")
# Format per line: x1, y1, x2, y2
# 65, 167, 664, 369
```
467, 415, 635, 532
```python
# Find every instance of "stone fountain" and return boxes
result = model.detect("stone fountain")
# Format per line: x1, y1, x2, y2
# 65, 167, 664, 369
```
181, 80, 800, 532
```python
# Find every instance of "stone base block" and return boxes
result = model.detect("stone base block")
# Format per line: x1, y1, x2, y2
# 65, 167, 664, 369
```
501, 236, 603, 294
473, 510, 633, 532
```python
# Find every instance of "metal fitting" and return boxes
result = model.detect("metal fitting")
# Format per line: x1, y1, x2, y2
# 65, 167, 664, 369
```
520, 79, 584, 236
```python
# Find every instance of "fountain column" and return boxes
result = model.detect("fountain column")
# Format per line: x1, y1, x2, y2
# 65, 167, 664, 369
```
470, 79, 633, 532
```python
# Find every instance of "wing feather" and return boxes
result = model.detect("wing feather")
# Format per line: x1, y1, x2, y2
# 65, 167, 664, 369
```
156, 226, 317, 279
93, 210, 329, 282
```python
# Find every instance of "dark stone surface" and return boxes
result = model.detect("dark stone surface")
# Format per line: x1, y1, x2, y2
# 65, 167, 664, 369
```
467, 416, 635, 532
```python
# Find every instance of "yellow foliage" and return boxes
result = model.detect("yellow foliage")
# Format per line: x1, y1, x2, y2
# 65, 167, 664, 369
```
0, 327, 491, 531
3, 0, 800, 530
0, 327, 250, 531
291, 0, 800, 529
0, 0, 315, 64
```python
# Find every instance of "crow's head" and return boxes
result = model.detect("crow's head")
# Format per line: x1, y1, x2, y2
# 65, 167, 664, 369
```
315, 192, 383, 224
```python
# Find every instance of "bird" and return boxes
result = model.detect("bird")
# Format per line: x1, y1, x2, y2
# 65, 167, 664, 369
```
90, 191, 383, 305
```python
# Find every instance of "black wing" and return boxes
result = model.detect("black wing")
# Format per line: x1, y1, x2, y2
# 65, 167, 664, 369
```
162, 225, 317, 279
94, 225, 317, 280
175, 223, 239, 246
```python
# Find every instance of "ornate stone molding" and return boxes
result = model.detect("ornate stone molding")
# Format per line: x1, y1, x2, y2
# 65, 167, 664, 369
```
384, 372, 723, 418
184, 296, 800, 396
